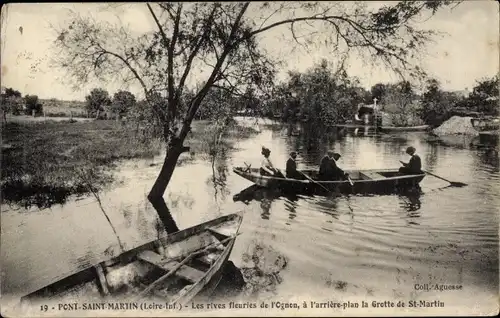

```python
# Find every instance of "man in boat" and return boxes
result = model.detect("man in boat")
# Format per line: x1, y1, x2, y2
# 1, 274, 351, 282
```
285, 151, 305, 179
260, 146, 283, 177
399, 146, 423, 175
318, 151, 349, 181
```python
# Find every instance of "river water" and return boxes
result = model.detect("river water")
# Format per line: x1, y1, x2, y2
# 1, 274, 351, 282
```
1, 118, 499, 316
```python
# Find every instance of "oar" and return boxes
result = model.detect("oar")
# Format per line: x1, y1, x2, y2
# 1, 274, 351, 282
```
346, 174, 354, 187
298, 170, 354, 212
298, 170, 331, 193
423, 170, 467, 187
135, 234, 239, 300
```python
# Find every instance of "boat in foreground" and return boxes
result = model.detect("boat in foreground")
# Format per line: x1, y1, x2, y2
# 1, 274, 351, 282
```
233, 167, 424, 195
20, 212, 243, 309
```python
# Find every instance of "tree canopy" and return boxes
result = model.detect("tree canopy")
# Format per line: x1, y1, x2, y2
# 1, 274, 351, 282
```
85, 88, 111, 118
51, 1, 463, 230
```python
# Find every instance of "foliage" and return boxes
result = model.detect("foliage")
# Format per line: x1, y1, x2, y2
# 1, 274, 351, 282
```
1, 87, 23, 116
4, 87, 22, 98
85, 88, 111, 118
24, 94, 43, 115
52, 1, 458, 139
275, 59, 367, 126
370, 83, 388, 104
418, 78, 460, 127
457, 76, 499, 115
111, 90, 136, 117
196, 87, 237, 120
51, 1, 460, 227
382, 81, 423, 126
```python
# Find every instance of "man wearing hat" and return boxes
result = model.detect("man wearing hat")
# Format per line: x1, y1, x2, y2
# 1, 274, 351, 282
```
399, 146, 422, 174
286, 151, 305, 179
318, 150, 348, 181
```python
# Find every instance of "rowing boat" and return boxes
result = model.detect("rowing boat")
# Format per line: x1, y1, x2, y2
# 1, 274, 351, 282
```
233, 167, 424, 195
379, 125, 429, 132
20, 212, 243, 310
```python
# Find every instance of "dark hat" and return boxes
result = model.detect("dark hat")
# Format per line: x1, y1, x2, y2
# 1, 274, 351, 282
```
290, 151, 297, 156
406, 146, 416, 154
261, 146, 271, 155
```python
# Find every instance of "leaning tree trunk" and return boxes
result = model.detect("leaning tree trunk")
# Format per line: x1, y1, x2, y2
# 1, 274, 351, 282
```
147, 142, 188, 233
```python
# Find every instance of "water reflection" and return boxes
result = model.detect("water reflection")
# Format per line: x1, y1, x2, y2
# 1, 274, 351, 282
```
233, 186, 308, 222
311, 195, 341, 220
283, 195, 299, 222
476, 150, 500, 170
398, 192, 422, 212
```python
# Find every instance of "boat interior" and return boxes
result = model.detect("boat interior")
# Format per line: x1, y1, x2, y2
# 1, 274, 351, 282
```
21, 215, 241, 305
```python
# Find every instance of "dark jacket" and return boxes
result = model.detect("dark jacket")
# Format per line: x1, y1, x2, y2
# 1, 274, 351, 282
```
407, 154, 422, 173
318, 155, 346, 181
286, 158, 303, 179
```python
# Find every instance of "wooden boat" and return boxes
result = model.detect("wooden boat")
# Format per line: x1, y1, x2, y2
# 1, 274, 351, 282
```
379, 125, 429, 132
233, 167, 424, 195
20, 212, 243, 310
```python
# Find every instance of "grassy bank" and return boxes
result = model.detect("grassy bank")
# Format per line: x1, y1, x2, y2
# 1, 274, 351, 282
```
1, 119, 258, 209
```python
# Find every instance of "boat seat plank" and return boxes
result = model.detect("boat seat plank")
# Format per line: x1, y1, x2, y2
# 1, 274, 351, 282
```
94, 264, 110, 296
137, 251, 205, 283
161, 231, 218, 260
360, 171, 386, 180
208, 220, 239, 238
197, 252, 219, 266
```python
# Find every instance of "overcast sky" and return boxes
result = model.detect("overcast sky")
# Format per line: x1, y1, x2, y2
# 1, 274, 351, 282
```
1, 1, 498, 101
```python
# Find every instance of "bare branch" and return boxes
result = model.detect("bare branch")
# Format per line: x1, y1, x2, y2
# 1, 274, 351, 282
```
180, 2, 251, 140
175, 4, 219, 102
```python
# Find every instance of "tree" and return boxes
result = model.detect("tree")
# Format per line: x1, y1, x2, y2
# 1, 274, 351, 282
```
418, 78, 459, 126
462, 76, 499, 115
370, 83, 388, 104
85, 88, 111, 118
24, 94, 43, 115
284, 59, 364, 126
383, 81, 422, 126
5, 88, 22, 98
1, 87, 23, 120
111, 90, 136, 118
52, 1, 461, 232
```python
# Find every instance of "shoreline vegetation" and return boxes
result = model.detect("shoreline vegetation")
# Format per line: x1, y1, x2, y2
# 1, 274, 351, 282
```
1, 118, 259, 209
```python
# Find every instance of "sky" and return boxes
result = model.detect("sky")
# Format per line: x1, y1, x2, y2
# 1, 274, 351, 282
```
1, 1, 498, 101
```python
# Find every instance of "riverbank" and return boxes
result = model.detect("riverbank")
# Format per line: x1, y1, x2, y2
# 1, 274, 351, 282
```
1, 119, 258, 209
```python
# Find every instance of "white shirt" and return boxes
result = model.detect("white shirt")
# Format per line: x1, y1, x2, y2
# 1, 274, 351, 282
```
261, 157, 275, 174
261, 158, 274, 169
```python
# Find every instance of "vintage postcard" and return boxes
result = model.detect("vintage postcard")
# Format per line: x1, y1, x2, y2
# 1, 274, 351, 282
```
1, 1, 499, 317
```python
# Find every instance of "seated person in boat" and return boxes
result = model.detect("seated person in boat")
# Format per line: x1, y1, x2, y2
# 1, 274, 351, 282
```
286, 151, 305, 179
399, 146, 423, 174
260, 147, 283, 177
318, 151, 349, 181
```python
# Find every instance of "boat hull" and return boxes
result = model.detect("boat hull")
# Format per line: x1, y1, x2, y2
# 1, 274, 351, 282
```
19, 213, 243, 311
380, 125, 429, 132
233, 168, 424, 195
